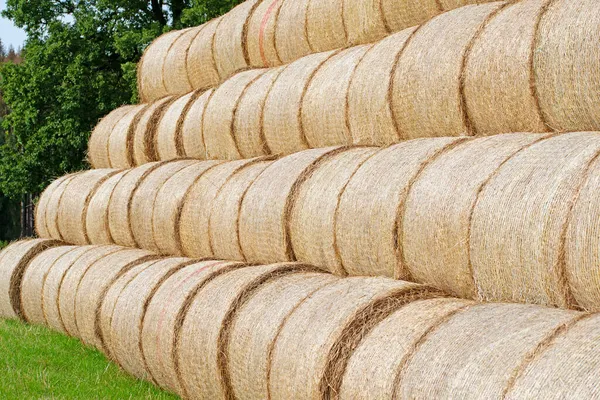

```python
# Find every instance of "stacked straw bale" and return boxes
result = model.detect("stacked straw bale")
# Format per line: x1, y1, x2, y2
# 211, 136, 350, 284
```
3, 240, 600, 399
41, 132, 600, 310
91, 0, 600, 169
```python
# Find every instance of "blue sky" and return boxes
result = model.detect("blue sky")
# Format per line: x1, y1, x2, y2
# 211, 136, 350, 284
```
0, 0, 27, 49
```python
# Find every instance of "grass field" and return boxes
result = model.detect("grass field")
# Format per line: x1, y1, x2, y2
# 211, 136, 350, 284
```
0, 319, 178, 399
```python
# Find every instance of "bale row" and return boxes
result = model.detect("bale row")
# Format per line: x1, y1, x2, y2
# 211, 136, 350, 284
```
97, 0, 600, 168
2, 240, 600, 399
42, 132, 600, 310
137, 0, 493, 102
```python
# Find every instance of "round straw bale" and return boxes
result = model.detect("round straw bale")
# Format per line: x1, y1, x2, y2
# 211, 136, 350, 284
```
395, 303, 579, 399
57, 245, 122, 337
133, 96, 175, 166
233, 67, 285, 158
209, 159, 275, 261
179, 89, 212, 160
274, 0, 311, 63
163, 27, 201, 96
187, 18, 222, 90
203, 69, 267, 160
470, 132, 600, 308
110, 257, 191, 380
262, 50, 337, 155
36, 174, 72, 238
228, 271, 338, 400
179, 159, 254, 258
402, 134, 545, 298
21, 245, 79, 325
177, 263, 320, 400
88, 105, 136, 168
290, 147, 379, 275
41, 245, 102, 333
139, 30, 188, 102
336, 137, 465, 278
392, 3, 504, 139
43, 173, 82, 241
302, 45, 371, 148
534, 0, 600, 132
239, 147, 344, 264
155, 92, 196, 161
152, 161, 222, 256
141, 261, 242, 395
107, 162, 161, 248
269, 277, 441, 399
347, 27, 416, 146
130, 160, 197, 253
85, 171, 128, 245
464, 0, 549, 136
305, 0, 345, 53
107, 104, 146, 169
0, 239, 62, 320
339, 298, 471, 399
97, 259, 153, 361
246, 0, 284, 67
57, 169, 119, 246
213, 0, 260, 79
74, 248, 155, 348
505, 313, 600, 399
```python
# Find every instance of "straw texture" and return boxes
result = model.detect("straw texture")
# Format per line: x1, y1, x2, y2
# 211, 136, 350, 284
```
163, 27, 201, 96
305, 0, 346, 53
274, 0, 312, 64
155, 92, 196, 161
187, 18, 222, 91
246, 0, 284, 67
85, 171, 128, 245
88, 105, 135, 168
133, 96, 175, 166
35, 174, 72, 238
179, 89, 213, 159
43, 173, 81, 241
107, 104, 146, 168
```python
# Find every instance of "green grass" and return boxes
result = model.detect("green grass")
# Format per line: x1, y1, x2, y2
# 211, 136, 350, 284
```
0, 319, 179, 399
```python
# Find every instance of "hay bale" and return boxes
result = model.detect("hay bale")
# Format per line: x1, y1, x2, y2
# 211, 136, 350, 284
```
35, 175, 72, 238
187, 18, 222, 91
246, 0, 284, 67
130, 160, 197, 252
41, 245, 101, 333
133, 96, 175, 166
73, 248, 155, 348
233, 67, 285, 158
110, 258, 191, 380
339, 298, 471, 399
305, 0, 346, 53
57, 169, 119, 245
269, 277, 441, 399
139, 30, 188, 102
88, 105, 136, 168
20, 245, 78, 325
141, 261, 242, 395
506, 313, 600, 399
209, 159, 274, 261
262, 51, 337, 155
534, 0, 600, 132
179, 89, 213, 160
274, 0, 311, 63
336, 137, 465, 278
289, 147, 378, 275
177, 263, 320, 400
239, 147, 344, 264
395, 303, 578, 398
57, 245, 126, 337
203, 69, 267, 160
470, 132, 600, 308
152, 161, 222, 256
0, 239, 62, 320
42, 173, 82, 241
179, 159, 254, 258
85, 171, 128, 245
301, 45, 371, 148
155, 92, 196, 161
464, 0, 550, 135
392, 3, 504, 139
108, 162, 162, 248
347, 27, 417, 146
402, 134, 545, 298
163, 27, 202, 96
228, 271, 338, 400
107, 104, 147, 169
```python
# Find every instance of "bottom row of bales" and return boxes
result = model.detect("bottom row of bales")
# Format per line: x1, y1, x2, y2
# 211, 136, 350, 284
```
1, 238, 599, 399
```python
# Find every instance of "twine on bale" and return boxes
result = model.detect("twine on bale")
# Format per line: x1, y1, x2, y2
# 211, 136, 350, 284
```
88, 105, 136, 168
246, 0, 284, 67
